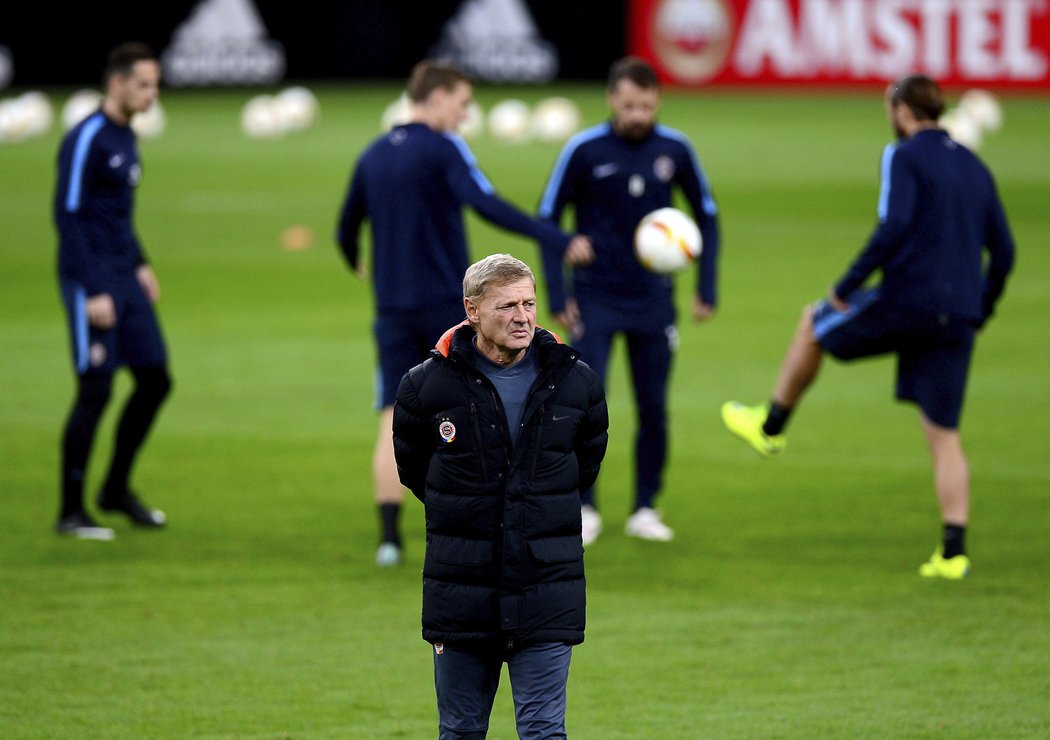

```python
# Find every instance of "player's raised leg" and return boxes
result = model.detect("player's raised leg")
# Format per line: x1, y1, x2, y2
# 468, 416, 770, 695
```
723, 304, 822, 457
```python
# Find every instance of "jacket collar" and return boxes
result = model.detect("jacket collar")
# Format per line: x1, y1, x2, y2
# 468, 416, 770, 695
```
433, 321, 570, 369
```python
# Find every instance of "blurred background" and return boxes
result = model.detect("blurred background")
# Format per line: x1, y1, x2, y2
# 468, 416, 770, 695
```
2, 1, 1048, 737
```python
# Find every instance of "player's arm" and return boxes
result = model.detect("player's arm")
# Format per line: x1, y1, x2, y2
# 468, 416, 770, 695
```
445, 136, 571, 250
675, 139, 721, 315
127, 221, 161, 302
535, 143, 584, 316
979, 178, 1016, 326
56, 137, 114, 327
336, 163, 368, 274
833, 144, 917, 301
573, 368, 609, 495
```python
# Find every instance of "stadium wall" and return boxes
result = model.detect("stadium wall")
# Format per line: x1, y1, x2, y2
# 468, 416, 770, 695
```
0, 0, 625, 88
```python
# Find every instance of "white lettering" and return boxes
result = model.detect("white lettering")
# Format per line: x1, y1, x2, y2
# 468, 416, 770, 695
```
918, 0, 954, 76
800, 0, 870, 75
959, 0, 1000, 78
734, 0, 802, 76
872, 0, 915, 77
1002, 0, 1048, 78
728, 0, 1047, 82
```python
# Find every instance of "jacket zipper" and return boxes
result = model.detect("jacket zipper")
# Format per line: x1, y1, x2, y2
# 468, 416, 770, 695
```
470, 401, 489, 480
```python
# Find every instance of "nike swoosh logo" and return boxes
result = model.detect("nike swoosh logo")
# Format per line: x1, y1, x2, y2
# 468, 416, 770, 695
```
592, 163, 618, 178
552, 414, 570, 421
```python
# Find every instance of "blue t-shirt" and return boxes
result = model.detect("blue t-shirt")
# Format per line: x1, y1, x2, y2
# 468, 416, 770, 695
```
471, 341, 539, 447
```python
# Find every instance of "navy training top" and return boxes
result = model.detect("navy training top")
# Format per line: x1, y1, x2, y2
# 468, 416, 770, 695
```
337, 122, 571, 313
54, 109, 147, 296
835, 129, 1014, 324
537, 121, 720, 315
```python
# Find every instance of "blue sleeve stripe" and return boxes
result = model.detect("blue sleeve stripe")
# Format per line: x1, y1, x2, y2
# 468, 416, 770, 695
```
539, 124, 609, 218
446, 132, 494, 194
74, 285, 89, 374
656, 124, 718, 216
876, 143, 898, 221
812, 288, 880, 341
65, 114, 106, 213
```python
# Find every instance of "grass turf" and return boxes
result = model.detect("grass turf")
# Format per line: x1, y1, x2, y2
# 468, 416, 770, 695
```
1, 83, 1048, 738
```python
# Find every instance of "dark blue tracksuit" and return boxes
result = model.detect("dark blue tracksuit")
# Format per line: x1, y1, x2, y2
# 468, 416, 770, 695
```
538, 121, 720, 510
54, 107, 172, 519
337, 122, 571, 406
54, 109, 166, 374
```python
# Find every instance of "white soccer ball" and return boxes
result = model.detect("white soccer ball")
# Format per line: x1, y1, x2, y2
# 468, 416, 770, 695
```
0, 98, 25, 142
634, 207, 702, 274
16, 91, 54, 138
62, 89, 103, 130
274, 86, 319, 131
959, 88, 1003, 133
240, 95, 284, 139
532, 96, 581, 142
459, 101, 484, 139
131, 99, 165, 139
941, 108, 983, 151
487, 99, 532, 143
380, 93, 412, 132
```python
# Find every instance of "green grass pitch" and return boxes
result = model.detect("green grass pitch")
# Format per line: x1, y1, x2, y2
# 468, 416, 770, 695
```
2, 82, 1048, 738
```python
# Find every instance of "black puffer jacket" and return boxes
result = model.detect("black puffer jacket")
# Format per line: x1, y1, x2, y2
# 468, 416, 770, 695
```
393, 324, 608, 647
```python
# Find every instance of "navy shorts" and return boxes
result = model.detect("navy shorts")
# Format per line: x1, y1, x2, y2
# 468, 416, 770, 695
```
60, 273, 168, 376
374, 304, 465, 409
812, 289, 976, 429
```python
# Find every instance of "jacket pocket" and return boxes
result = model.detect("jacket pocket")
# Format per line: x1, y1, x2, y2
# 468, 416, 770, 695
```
527, 535, 583, 564
430, 534, 493, 567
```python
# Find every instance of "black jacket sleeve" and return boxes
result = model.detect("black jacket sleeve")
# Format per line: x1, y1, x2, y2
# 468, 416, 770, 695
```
573, 362, 609, 495
392, 364, 432, 503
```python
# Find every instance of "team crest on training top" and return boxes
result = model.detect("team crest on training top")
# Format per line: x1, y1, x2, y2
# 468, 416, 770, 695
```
654, 155, 675, 182
89, 342, 107, 367
438, 419, 457, 443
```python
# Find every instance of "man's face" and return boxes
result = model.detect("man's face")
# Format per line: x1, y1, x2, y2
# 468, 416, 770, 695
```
432, 81, 473, 133
112, 60, 161, 118
466, 277, 537, 364
608, 79, 660, 141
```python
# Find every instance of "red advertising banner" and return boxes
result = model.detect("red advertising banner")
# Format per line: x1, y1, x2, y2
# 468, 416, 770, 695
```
628, 0, 1050, 89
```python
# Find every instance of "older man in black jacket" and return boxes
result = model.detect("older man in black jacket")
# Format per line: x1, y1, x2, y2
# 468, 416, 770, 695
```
394, 253, 608, 739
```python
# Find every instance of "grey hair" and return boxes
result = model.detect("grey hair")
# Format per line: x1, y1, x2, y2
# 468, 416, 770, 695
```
463, 253, 535, 303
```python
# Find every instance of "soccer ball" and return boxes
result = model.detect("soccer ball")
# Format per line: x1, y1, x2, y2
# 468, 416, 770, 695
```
487, 99, 532, 143
240, 95, 284, 139
61, 89, 103, 130
274, 86, 319, 131
131, 99, 165, 139
634, 207, 702, 274
532, 96, 581, 141
959, 88, 1002, 132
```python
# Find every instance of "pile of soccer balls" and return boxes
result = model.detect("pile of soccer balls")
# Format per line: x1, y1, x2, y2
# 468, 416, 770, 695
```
0, 91, 53, 142
0, 88, 169, 143
940, 89, 1003, 151
378, 94, 582, 144
240, 86, 320, 139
